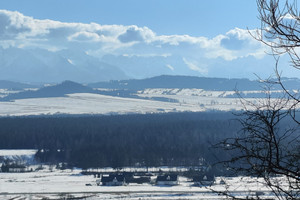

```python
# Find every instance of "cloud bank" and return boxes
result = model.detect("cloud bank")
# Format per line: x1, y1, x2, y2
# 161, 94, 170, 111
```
0, 9, 285, 81
0, 10, 265, 58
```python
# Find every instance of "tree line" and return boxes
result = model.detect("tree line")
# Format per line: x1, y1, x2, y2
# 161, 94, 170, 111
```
0, 112, 239, 169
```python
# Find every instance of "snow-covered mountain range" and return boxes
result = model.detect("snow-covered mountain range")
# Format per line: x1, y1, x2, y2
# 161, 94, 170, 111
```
0, 46, 287, 83
0, 47, 127, 83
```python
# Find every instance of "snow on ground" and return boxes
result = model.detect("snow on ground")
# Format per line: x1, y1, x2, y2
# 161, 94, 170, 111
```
0, 150, 38, 166
137, 88, 276, 98
0, 92, 253, 116
0, 151, 285, 199
138, 88, 284, 97
0, 150, 37, 157
0, 89, 21, 98
0, 167, 280, 200
138, 88, 237, 98
0, 93, 203, 116
0, 88, 291, 116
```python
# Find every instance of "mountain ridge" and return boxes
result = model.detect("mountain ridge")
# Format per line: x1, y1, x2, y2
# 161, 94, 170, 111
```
89, 75, 300, 91
1, 80, 94, 101
0, 80, 35, 90
0, 47, 128, 83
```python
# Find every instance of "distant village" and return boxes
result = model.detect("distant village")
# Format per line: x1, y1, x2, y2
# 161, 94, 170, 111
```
0, 153, 220, 188
89, 171, 217, 187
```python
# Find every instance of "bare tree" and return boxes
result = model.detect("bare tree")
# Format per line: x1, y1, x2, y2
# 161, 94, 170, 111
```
218, 88, 300, 199
217, 1, 300, 199
255, 0, 300, 68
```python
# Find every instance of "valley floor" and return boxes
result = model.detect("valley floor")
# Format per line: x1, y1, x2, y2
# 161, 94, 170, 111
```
0, 166, 284, 200
0, 92, 246, 116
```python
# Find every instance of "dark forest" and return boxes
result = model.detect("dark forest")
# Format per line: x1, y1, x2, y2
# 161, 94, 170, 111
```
0, 112, 239, 169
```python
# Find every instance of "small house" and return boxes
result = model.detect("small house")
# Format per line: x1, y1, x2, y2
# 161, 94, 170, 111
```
193, 175, 215, 186
156, 174, 178, 186
1, 163, 27, 173
100, 174, 126, 186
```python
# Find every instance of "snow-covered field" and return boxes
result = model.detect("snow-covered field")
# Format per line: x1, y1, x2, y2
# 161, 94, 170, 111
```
0, 91, 256, 116
0, 89, 21, 98
0, 166, 278, 200
0, 150, 37, 157
0, 148, 281, 200
0, 87, 288, 116
137, 88, 284, 98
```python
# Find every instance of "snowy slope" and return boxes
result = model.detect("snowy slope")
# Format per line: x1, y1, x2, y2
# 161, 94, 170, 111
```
0, 91, 258, 116
0, 150, 37, 165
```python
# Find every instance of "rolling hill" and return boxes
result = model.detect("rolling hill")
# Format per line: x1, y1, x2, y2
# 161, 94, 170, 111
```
88, 75, 300, 91
1, 81, 94, 101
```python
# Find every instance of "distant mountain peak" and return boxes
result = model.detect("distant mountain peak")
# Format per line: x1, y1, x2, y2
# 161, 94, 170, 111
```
1, 80, 94, 101
59, 80, 86, 87
0, 47, 128, 83
38, 80, 93, 94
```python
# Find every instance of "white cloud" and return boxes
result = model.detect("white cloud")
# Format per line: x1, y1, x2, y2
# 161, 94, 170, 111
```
67, 59, 74, 65
166, 64, 174, 71
156, 34, 208, 46
122, 53, 171, 58
183, 58, 208, 74
118, 25, 155, 43
0, 10, 266, 58
281, 13, 295, 20
68, 31, 101, 42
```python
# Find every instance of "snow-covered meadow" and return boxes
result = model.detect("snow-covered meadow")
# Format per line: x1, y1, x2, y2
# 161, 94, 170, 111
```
0, 166, 279, 200
0, 150, 283, 199
0, 89, 263, 116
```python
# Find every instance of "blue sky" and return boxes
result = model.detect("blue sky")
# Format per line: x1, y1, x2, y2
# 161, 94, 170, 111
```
0, 0, 298, 81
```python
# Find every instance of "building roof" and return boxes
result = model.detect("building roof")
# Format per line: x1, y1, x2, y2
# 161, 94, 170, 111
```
156, 174, 178, 182
101, 174, 125, 183
193, 175, 215, 182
